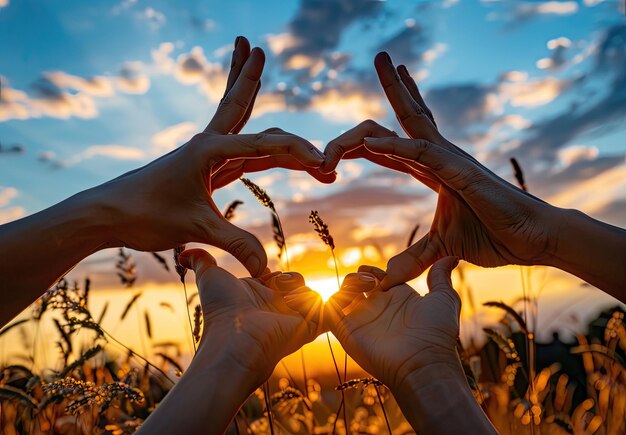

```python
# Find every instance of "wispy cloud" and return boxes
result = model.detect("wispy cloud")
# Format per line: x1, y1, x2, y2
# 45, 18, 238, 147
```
0, 186, 24, 224
151, 122, 197, 154
0, 63, 151, 122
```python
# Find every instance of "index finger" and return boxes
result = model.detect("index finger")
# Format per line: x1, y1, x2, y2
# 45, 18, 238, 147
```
320, 119, 397, 174
205, 47, 265, 134
374, 52, 441, 142
202, 132, 325, 167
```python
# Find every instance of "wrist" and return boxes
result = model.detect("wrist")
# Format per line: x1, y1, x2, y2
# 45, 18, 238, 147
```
194, 337, 264, 393
56, 189, 121, 251
391, 358, 466, 399
392, 359, 495, 434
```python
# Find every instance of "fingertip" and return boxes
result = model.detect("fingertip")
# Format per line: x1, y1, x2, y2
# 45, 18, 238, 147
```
245, 253, 267, 278
250, 46, 266, 63
374, 51, 393, 68
179, 248, 217, 272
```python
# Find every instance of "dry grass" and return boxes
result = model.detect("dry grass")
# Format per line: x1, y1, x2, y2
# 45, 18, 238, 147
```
0, 180, 624, 434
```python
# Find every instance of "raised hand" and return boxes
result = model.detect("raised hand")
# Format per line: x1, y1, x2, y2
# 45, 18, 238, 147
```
0, 36, 333, 326
95, 37, 332, 276
284, 257, 496, 434
138, 248, 323, 434
321, 52, 626, 299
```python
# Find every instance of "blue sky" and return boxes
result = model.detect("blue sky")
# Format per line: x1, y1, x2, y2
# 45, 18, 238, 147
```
1, 0, 625, 301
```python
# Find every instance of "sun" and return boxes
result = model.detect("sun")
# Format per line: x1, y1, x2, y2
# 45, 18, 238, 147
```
306, 277, 342, 302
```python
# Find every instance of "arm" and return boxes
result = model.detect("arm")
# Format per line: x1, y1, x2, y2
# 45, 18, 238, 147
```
549, 208, 626, 300
0, 188, 114, 326
137, 249, 321, 434
393, 361, 496, 434
0, 37, 331, 326
321, 51, 626, 302
286, 257, 497, 434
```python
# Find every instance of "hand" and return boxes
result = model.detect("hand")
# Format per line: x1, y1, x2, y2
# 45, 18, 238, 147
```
326, 257, 462, 391
179, 248, 323, 385
321, 52, 560, 289
137, 248, 323, 434
93, 37, 333, 276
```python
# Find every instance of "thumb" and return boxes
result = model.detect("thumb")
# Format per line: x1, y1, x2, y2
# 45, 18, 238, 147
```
204, 217, 268, 277
283, 287, 325, 336
427, 256, 461, 314
380, 233, 440, 290
178, 248, 218, 277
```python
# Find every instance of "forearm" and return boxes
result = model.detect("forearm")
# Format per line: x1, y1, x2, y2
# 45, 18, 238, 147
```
0, 188, 116, 326
548, 207, 626, 302
137, 343, 258, 434
392, 360, 496, 435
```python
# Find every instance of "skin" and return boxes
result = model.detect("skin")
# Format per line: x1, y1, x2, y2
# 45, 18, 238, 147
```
321, 52, 626, 302
0, 37, 334, 326
285, 257, 497, 434
136, 249, 322, 434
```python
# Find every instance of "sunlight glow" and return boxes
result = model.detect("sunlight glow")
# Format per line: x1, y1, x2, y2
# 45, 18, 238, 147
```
307, 277, 342, 302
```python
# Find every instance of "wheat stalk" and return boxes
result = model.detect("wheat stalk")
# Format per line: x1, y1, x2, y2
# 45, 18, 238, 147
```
174, 245, 196, 355
309, 210, 349, 432
240, 177, 290, 269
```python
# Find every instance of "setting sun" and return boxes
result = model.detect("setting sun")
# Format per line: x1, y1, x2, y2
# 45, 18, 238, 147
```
306, 277, 343, 302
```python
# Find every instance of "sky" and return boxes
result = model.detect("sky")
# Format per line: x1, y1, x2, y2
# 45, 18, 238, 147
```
1, 0, 626, 352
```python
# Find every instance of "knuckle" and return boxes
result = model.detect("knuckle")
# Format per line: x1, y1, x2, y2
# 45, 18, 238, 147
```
254, 132, 267, 144
226, 237, 249, 258
362, 119, 376, 129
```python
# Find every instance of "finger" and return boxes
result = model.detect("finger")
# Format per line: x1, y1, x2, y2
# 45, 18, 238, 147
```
357, 265, 386, 281
363, 137, 489, 196
206, 47, 265, 134
178, 248, 218, 277
204, 133, 325, 167
223, 36, 251, 100
342, 146, 440, 192
283, 287, 325, 334
380, 233, 442, 291
265, 272, 306, 293
374, 53, 439, 138
203, 216, 268, 277
211, 155, 336, 190
427, 256, 461, 315
341, 272, 378, 294
320, 119, 398, 174
231, 81, 261, 134
397, 64, 436, 127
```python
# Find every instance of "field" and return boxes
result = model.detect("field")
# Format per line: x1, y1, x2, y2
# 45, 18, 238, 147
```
0, 187, 624, 434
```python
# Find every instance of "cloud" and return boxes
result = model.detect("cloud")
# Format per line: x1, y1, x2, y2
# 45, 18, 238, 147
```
40, 145, 146, 168
374, 21, 429, 66
308, 83, 386, 122
0, 84, 31, 121
151, 122, 198, 154
0, 186, 24, 224
519, 1, 579, 16
151, 44, 229, 102
487, 1, 579, 25
512, 24, 626, 162
499, 76, 570, 107
0, 0, 9, 8
138, 7, 166, 29
0, 63, 151, 122
116, 62, 151, 94
536, 37, 571, 70
276, 0, 383, 70
0, 186, 17, 207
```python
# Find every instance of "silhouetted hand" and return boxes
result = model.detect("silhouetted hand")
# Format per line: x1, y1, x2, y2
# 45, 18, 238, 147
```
137, 248, 323, 434
325, 257, 461, 391
321, 52, 562, 290
180, 248, 323, 384
96, 37, 332, 276
284, 258, 497, 434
